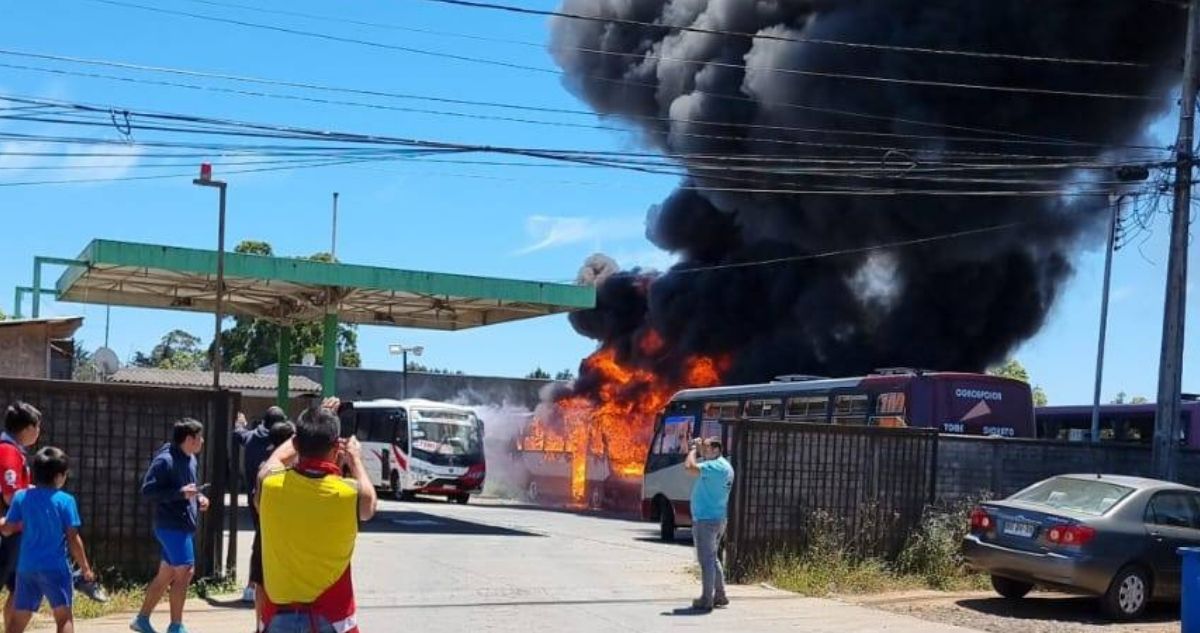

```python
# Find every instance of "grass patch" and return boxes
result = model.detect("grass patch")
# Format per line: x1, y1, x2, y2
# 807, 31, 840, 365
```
747, 502, 989, 597
0, 574, 239, 625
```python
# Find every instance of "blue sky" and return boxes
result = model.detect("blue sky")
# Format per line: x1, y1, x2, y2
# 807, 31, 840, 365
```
0, 0, 1195, 405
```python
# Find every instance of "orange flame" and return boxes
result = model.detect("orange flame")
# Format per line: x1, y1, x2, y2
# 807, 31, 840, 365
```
547, 333, 728, 503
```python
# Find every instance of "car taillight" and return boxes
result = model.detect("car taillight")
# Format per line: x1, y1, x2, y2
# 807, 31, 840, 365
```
969, 507, 993, 532
1046, 524, 1095, 546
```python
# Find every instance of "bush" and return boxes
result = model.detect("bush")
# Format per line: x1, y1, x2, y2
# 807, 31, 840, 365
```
895, 500, 986, 590
746, 503, 987, 596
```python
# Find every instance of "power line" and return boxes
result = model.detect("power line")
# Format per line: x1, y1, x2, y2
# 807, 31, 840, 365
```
667, 223, 1028, 274
419, 0, 1163, 69
79, 0, 1162, 101
7, 58, 1173, 159
0, 47, 1162, 153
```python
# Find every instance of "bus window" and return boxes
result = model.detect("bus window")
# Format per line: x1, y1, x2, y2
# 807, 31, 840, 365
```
745, 399, 783, 420
832, 394, 869, 425
786, 396, 829, 422
394, 410, 410, 451
872, 392, 907, 428
656, 416, 694, 455
702, 401, 740, 421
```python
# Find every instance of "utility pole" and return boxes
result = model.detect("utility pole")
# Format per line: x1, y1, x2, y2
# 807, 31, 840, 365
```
1152, 0, 1200, 480
331, 192, 340, 260
1090, 194, 1122, 443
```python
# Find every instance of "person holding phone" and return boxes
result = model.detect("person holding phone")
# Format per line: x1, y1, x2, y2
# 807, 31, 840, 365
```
131, 419, 208, 633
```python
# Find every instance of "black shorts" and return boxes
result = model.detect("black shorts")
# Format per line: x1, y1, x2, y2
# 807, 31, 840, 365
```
249, 506, 263, 585
0, 532, 22, 591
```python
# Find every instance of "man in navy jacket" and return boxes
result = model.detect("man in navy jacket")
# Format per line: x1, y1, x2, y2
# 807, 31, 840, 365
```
131, 419, 208, 633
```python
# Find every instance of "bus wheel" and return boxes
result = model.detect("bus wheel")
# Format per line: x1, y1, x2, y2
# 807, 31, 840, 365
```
658, 498, 676, 541
527, 481, 539, 502
390, 472, 406, 501
453, 493, 471, 505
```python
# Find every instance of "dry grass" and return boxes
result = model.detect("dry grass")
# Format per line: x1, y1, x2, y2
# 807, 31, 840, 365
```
0, 575, 237, 626
748, 504, 988, 597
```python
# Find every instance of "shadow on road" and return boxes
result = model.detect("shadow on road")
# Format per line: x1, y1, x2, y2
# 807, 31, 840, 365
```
633, 534, 694, 547
955, 596, 1178, 625
362, 509, 544, 537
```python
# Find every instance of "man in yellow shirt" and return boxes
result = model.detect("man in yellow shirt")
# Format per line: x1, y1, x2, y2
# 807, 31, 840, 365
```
256, 398, 377, 633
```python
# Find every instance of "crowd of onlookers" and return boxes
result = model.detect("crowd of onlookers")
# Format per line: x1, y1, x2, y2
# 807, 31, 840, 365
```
1, 398, 377, 633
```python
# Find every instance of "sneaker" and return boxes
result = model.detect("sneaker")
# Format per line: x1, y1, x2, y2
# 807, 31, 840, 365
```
166, 624, 189, 633
241, 585, 256, 603
714, 595, 730, 609
130, 615, 157, 633
690, 598, 713, 612
77, 578, 110, 603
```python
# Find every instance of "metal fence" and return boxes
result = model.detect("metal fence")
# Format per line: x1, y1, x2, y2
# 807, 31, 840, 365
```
0, 377, 238, 580
723, 420, 938, 581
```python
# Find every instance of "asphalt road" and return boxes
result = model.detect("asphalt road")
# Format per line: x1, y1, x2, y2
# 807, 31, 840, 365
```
78, 497, 980, 632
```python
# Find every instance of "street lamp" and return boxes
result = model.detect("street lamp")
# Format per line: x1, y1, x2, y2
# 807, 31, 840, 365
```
388, 344, 424, 399
193, 163, 227, 391
1090, 165, 1150, 443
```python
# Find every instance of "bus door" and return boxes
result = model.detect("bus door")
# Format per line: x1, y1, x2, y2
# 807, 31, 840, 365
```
353, 409, 402, 486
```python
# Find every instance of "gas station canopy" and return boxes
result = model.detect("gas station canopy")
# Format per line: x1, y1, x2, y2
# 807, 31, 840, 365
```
54, 240, 595, 329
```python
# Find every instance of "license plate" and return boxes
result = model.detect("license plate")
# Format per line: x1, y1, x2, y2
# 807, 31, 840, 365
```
1003, 521, 1036, 538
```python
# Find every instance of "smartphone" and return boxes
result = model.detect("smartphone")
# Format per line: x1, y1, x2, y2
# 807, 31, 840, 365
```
196, 483, 212, 493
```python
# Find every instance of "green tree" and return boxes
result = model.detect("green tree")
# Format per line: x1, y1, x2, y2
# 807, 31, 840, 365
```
1111, 392, 1149, 404
526, 367, 551, 380
554, 369, 575, 381
1131, 396, 1149, 405
988, 359, 1049, 407
215, 240, 361, 372
72, 340, 102, 382
133, 329, 208, 370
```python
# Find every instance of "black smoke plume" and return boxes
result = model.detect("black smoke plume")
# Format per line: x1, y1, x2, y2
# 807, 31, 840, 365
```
552, 0, 1185, 386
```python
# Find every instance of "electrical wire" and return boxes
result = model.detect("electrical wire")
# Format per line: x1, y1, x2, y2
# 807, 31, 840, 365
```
417, 0, 1165, 68
0, 48, 1167, 153
79, 0, 1164, 101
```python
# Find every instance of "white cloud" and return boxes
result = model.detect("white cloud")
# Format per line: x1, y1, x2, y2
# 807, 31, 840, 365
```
59, 143, 142, 182
606, 247, 678, 273
514, 215, 644, 255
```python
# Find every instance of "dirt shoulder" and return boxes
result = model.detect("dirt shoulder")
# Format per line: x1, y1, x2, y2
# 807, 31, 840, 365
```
845, 590, 1178, 633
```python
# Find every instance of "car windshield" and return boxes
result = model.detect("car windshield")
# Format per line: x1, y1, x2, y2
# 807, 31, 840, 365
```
1011, 477, 1135, 516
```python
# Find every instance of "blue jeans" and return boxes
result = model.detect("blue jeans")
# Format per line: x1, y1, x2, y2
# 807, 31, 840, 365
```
693, 519, 727, 604
266, 613, 337, 633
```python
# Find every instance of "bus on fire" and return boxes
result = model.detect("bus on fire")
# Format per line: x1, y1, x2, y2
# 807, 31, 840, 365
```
641, 369, 1035, 540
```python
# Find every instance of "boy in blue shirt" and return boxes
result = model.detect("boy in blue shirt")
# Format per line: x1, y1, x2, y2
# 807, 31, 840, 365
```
0, 446, 96, 633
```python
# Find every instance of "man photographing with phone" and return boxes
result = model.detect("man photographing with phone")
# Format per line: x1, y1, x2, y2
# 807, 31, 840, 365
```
684, 436, 734, 613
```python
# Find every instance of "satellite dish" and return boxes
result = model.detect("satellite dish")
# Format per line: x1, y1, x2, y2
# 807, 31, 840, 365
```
93, 347, 120, 376
302, 353, 316, 366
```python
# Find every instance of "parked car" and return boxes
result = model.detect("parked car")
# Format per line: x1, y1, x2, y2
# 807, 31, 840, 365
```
962, 474, 1200, 620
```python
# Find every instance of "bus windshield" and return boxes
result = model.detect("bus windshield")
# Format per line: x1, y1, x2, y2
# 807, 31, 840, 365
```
411, 416, 482, 463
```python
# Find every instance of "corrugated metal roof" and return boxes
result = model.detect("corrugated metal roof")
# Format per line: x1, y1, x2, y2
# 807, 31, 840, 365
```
109, 367, 321, 393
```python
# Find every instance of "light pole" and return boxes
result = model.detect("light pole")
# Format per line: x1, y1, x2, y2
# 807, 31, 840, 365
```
1090, 166, 1149, 443
388, 344, 424, 399
193, 163, 227, 391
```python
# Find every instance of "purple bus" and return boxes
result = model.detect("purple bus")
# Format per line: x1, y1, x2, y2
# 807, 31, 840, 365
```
1035, 397, 1200, 445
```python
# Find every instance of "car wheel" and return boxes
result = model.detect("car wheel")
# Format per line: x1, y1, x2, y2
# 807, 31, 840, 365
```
658, 498, 676, 541
990, 575, 1033, 600
454, 493, 470, 505
527, 481, 540, 502
1102, 565, 1151, 620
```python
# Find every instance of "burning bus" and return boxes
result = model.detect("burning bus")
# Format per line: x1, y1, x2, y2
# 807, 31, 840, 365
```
642, 369, 1036, 539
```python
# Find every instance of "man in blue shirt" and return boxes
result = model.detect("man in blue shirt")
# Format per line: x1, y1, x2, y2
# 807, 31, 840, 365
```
685, 437, 734, 613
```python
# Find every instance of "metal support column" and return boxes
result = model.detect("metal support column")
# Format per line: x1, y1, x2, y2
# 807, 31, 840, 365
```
277, 326, 292, 408
30, 257, 87, 318
322, 312, 338, 397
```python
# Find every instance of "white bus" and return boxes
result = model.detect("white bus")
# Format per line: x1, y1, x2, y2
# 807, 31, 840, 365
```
337, 399, 486, 504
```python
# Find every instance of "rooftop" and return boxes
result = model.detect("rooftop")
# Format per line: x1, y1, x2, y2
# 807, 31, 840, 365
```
109, 367, 321, 394
52, 239, 595, 330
